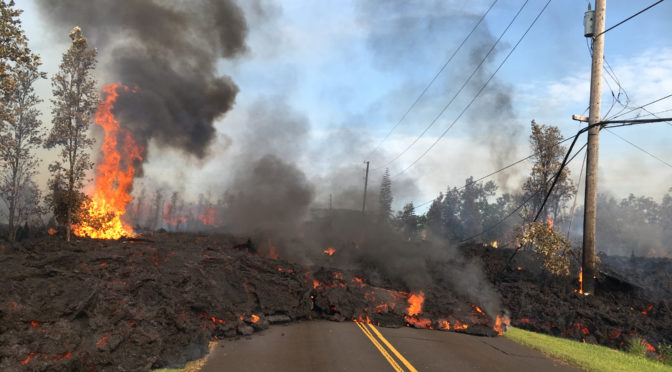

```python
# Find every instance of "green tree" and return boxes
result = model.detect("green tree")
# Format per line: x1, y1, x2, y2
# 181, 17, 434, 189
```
378, 168, 393, 223
44, 27, 98, 242
0, 0, 32, 118
522, 120, 575, 221
0, 1, 45, 240
460, 176, 484, 239
398, 202, 419, 240
0, 56, 46, 240
442, 186, 462, 241
425, 192, 443, 236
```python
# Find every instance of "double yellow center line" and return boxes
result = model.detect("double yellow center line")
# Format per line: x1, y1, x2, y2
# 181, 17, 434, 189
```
354, 321, 418, 372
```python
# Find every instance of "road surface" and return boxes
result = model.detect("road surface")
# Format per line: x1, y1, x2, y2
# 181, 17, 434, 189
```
199, 320, 581, 372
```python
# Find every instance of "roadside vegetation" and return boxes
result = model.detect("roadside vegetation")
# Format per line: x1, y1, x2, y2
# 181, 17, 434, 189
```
504, 326, 672, 372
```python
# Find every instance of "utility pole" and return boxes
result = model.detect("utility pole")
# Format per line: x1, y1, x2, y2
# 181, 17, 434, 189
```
362, 161, 370, 214
582, 0, 606, 295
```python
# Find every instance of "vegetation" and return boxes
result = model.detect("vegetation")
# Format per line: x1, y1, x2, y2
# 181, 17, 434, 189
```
514, 218, 572, 276
0, 0, 45, 240
44, 26, 98, 242
521, 120, 575, 222
628, 336, 652, 358
570, 189, 672, 256
659, 342, 672, 366
378, 168, 392, 223
505, 327, 672, 372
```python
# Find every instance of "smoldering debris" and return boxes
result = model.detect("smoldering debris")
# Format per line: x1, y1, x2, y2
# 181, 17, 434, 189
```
0, 233, 505, 371
2, 234, 671, 371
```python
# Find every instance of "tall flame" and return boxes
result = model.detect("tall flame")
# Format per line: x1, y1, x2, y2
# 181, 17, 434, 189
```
407, 292, 424, 316
73, 83, 143, 239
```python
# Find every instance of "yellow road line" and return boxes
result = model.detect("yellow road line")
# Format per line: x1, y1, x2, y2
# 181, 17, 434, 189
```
366, 323, 419, 372
355, 321, 404, 372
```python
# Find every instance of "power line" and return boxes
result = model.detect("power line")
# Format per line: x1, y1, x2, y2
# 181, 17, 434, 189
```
595, 0, 665, 37
414, 118, 669, 210
601, 117, 672, 126
382, 0, 531, 168
461, 141, 588, 244
565, 149, 587, 239
394, 0, 553, 177
607, 93, 672, 121
604, 128, 672, 168
414, 135, 574, 209
366, 0, 499, 159
629, 107, 672, 119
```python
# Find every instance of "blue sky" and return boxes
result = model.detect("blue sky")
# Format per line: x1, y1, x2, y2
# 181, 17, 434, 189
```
16, 0, 672, 211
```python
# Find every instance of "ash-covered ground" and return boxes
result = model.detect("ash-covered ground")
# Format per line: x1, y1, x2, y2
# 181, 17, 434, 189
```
1, 232, 670, 371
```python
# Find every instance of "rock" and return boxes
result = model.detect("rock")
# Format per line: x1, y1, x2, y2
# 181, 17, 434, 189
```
237, 325, 254, 336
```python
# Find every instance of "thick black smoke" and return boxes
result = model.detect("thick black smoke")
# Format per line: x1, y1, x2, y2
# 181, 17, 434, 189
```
36, 0, 246, 168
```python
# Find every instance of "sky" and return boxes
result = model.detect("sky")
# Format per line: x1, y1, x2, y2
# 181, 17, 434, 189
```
14, 0, 672, 213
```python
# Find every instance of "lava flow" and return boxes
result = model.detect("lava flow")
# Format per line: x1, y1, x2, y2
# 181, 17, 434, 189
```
73, 83, 143, 239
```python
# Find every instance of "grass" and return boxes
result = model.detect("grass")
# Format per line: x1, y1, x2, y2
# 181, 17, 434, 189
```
504, 327, 672, 372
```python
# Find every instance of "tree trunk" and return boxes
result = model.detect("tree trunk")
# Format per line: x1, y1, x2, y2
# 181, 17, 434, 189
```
66, 207, 72, 242
8, 197, 15, 242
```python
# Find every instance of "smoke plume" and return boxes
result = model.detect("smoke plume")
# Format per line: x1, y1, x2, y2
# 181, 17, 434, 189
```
356, 0, 522, 191
36, 0, 247, 171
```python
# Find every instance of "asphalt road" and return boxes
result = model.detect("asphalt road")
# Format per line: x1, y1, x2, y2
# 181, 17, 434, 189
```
199, 320, 582, 372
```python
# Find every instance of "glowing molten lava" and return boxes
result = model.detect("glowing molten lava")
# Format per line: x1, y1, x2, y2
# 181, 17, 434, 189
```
323, 247, 336, 256
73, 83, 143, 239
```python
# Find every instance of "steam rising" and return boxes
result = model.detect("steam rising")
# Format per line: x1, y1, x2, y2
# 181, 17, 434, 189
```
36, 0, 246, 168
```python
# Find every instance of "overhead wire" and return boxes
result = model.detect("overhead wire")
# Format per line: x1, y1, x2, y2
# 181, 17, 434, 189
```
594, 0, 665, 38
413, 135, 575, 210
365, 0, 499, 159
460, 141, 588, 244
607, 93, 672, 121
604, 128, 672, 168
382, 0, 531, 168
393, 0, 553, 177
565, 149, 587, 239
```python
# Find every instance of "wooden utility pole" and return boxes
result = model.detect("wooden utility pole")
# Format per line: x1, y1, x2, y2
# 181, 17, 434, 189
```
583, 0, 606, 295
362, 161, 370, 214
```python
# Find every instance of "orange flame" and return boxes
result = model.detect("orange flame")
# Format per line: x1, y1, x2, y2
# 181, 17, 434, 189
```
73, 83, 143, 239
578, 268, 583, 294
323, 247, 336, 256
493, 315, 510, 335
251, 314, 260, 323
407, 292, 424, 316
546, 214, 554, 231
198, 206, 217, 226
267, 239, 279, 259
